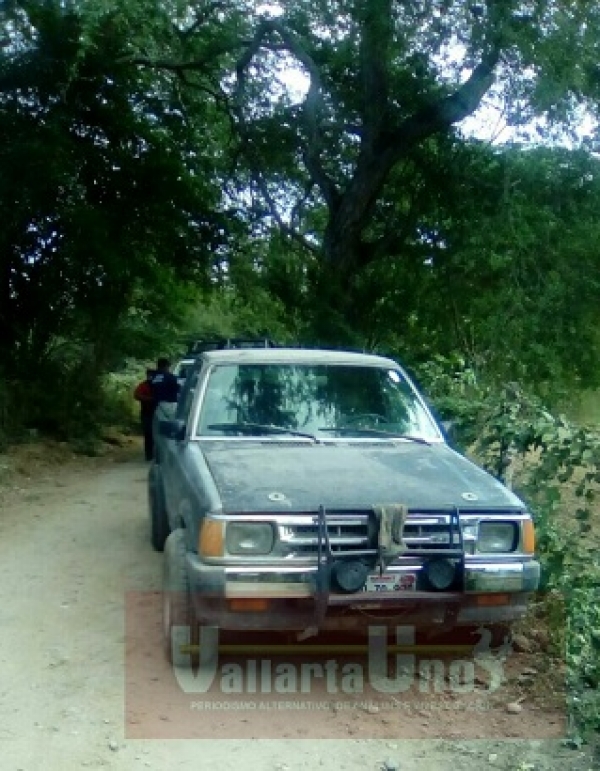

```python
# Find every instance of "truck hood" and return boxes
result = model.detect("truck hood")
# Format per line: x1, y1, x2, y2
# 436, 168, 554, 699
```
199, 441, 524, 513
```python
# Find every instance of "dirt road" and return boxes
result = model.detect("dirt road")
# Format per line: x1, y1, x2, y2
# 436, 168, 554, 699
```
0, 444, 595, 770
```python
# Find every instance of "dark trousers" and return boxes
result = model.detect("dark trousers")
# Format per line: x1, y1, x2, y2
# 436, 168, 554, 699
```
141, 411, 154, 461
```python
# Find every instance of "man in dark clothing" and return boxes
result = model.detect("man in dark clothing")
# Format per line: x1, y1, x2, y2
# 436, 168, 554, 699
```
134, 369, 156, 461
150, 358, 180, 404
134, 359, 179, 461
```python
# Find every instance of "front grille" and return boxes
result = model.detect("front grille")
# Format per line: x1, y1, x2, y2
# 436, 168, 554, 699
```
403, 519, 462, 550
278, 513, 371, 556
276, 510, 471, 560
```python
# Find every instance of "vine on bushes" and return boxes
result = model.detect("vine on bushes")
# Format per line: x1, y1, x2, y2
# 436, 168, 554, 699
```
474, 392, 600, 742
417, 357, 600, 741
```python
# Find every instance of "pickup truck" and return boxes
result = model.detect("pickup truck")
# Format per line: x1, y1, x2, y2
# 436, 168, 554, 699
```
172, 357, 194, 390
149, 347, 540, 665
173, 338, 279, 388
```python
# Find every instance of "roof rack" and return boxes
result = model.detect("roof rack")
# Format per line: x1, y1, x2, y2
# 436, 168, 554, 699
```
186, 337, 279, 355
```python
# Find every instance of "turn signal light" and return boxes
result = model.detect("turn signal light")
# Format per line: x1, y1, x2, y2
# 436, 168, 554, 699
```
474, 594, 510, 607
199, 519, 224, 557
522, 520, 535, 554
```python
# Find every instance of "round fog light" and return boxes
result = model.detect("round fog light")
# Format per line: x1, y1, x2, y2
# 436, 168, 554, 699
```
424, 559, 456, 590
332, 561, 369, 593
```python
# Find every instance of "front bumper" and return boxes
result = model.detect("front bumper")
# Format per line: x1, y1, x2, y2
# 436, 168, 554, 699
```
186, 554, 540, 631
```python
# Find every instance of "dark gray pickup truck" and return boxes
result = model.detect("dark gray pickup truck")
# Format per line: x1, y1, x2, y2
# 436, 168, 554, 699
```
149, 348, 539, 664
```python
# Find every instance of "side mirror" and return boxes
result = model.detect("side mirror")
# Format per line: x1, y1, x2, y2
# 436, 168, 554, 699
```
159, 419, 186, 441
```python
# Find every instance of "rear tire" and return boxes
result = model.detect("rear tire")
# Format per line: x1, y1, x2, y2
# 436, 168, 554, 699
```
149, 463, 170, 552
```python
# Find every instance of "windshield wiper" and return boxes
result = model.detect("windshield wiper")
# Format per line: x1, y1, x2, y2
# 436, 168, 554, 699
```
317, 427, 431, 445
206, 422, 319, 442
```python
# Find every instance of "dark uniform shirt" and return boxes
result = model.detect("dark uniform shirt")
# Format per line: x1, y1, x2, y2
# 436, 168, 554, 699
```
150, 371, 179, 403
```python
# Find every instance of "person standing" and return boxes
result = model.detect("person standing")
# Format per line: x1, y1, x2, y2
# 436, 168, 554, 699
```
150, 358, 179, 404
134, 369, 156, 461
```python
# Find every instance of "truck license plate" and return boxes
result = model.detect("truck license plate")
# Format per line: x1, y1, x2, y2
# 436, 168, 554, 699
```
363, 573, 416, 592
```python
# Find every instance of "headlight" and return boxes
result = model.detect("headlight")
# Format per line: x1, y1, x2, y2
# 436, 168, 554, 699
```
477, 521, 518, 553
226, 522, 274, 555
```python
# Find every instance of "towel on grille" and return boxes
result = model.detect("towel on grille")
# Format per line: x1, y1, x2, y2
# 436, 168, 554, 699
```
372, 503, 408, 572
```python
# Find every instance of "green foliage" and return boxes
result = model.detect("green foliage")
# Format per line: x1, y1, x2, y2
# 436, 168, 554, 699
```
101, 366, 146, 427
4, 0, 600, 442
176, 286, 300, 351
354, 143, 600, 394
0, 372, 15, 453
0, 0, 227, 438
419, 359, 600, 741
430, 146, 600, 391
507, 415, 600, 742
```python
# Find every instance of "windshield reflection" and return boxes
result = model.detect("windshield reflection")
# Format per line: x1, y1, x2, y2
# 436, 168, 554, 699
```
195, 364, 441, 441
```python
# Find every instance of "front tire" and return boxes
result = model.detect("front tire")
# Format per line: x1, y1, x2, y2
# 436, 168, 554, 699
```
163, 530, 192, 667
163, 530, 219, 673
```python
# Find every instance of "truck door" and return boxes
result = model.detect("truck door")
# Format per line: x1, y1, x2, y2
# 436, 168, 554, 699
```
160, 366, 201, 521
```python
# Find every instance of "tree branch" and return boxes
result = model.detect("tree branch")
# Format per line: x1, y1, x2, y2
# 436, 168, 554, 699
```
234, 18, 340, 210
359, 0, 392, 150
124, 55, 214, 73
383, 46, 502, 155
175, 2, 227, 40
290, 180, 315, 230
253, 175, 319, 256
323, 32, 504, 272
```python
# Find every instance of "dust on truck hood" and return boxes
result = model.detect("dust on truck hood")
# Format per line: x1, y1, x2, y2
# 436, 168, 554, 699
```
199, 442, 524, 513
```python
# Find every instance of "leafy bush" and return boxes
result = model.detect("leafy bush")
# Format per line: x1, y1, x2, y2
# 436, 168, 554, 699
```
417, 358, 600, 742
415, 354, 489, 448
0, 372, 13, 452
99, 369, 141, 430
177, 288, 299, 351
3, 345, 142, 446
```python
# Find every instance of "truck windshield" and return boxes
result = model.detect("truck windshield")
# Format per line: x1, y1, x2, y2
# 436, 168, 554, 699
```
195, 363, 441, 441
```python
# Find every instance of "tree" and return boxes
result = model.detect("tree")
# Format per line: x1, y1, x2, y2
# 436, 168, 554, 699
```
121, 0, 600, 340
0, 1, 225, 359
429, 144, 600, 390
0, 0, 226, 434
